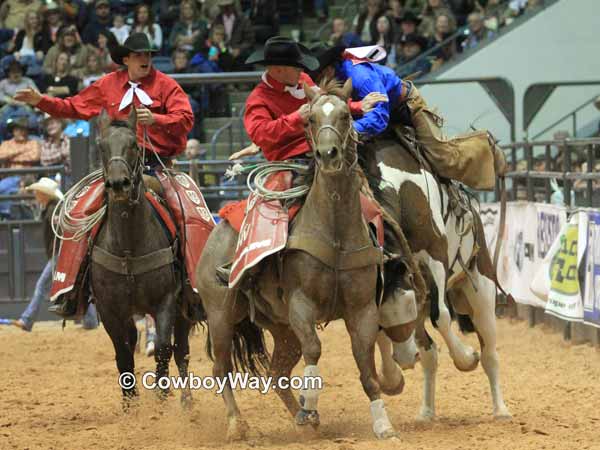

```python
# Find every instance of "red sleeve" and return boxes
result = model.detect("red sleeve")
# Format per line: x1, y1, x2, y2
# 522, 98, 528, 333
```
348, 100, 363, 116
151, 77, 194, 138
244, 97, 305, 161
36, 78, 105, 120
300, 72, 316, 87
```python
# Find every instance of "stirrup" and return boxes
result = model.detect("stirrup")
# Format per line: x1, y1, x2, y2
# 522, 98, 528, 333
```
48, 297, 78, 319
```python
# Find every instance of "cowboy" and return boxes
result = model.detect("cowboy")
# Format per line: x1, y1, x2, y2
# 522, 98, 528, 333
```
231, 36, 386, 160
308, 43, 506, 192
14, 32, 211, 317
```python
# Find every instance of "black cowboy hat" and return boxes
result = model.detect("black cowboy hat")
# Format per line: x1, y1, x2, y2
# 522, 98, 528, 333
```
399, 33, 428, 49
245, 36, 319, 71
110, 32, 158, 66
7, 117, 31, 132
400, 11, 422, 26
309, 43, 346, 72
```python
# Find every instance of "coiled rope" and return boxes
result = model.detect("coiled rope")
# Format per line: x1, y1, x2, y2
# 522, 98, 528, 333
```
52, 169, 106, 241
227, 161, 311, 201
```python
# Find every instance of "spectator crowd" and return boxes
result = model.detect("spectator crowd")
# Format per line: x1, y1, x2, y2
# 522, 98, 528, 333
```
0, 0, 549, 220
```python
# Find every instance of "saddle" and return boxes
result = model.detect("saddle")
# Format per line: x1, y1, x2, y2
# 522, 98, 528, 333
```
50, 170, 215, 315
218, 171, 385, 289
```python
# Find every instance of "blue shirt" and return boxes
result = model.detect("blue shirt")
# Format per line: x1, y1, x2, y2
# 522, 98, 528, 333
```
335, 59, 404, 136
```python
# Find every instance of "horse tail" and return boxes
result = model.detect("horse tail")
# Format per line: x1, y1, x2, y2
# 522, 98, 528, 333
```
203, 317, 270, 377
231, 317, 271, 377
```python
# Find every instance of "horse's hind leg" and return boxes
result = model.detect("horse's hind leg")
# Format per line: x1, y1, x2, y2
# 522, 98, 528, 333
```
173, 307, 193, 409
266, 323, 302, 418
208, 304, 249, 441
154, 293, 177, 399
414, 321, 438, 421
421, 253, 479, 372
458, 271, 511, 419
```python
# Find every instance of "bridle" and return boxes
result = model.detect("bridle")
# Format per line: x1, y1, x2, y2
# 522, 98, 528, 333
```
306, 94, 359, 174
102, 129, 144, 205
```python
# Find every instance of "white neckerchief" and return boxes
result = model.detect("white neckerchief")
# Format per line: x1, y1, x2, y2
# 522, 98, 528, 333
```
118, 81, 153, 111
344, 45, 387, 63
261, 72, 306, 100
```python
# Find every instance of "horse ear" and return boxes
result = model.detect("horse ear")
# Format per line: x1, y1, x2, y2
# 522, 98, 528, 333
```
97, 108, 111, 137
127, 106, 137, 130
341, 77, 353, 101
303, 82, 316, 102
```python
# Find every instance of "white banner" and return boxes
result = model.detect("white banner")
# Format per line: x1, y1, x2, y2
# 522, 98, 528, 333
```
480, 202, 567, 307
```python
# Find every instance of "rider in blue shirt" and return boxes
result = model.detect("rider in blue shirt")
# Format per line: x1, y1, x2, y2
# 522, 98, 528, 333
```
309, 43, 506, 191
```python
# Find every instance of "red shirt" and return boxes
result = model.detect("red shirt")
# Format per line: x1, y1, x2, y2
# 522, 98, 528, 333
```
244, 72, 314, 161
37, 68, 193, 157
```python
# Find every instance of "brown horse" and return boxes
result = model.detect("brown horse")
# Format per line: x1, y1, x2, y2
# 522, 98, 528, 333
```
90, 109, 195, 407
195, 79, 402, 440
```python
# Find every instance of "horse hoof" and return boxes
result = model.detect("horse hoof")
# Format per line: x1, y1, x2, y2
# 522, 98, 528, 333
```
494, 408, 512, 421
374, 428, 398, 439
416, 409, 435, 422
227, 418, 249, 441
145, 341, 155, 357
295, 408, 320, 427
180, 394, 193, 411
453, 349, 480, 372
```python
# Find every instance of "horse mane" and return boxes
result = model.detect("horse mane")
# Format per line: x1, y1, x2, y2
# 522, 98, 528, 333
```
108, 120, 132, 129
317, 77, 346, 100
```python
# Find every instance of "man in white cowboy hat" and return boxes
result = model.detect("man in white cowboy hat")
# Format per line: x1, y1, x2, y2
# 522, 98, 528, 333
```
10, 178, 97, 330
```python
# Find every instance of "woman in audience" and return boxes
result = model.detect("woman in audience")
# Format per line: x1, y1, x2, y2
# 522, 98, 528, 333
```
92, 29, 118, 73
5, 10, 46, 73
353, 0, 386, 44
372, 15, 395, 57
132, 3, 163, 51
419, 0, 455, 38
429, 12, 457, 63
43, 24, 90, 76
168, 0, 208, 54
74, 51, 104, 89
39, 51, 80, 99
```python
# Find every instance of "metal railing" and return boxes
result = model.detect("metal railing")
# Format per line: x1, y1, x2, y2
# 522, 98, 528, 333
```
530, 93, 600, 141
501, 137, 600, 208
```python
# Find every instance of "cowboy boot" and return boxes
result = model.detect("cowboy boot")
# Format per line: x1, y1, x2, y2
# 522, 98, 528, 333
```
48, 295, 78, 319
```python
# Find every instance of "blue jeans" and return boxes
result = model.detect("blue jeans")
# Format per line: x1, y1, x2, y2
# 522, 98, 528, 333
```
20, 258, 99, 330
19, 259, 54, 331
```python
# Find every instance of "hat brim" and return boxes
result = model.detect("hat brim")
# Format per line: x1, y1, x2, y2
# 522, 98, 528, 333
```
245, 46, 319, 72
111, 45, 159, 66
25, 184, 63, 200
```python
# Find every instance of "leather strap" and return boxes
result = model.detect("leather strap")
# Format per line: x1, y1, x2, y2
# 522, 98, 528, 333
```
286, 234, 383, 271
91, 245, 176, 276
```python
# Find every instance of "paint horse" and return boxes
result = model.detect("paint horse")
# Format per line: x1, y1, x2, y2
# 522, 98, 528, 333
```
361, 132, 512, 421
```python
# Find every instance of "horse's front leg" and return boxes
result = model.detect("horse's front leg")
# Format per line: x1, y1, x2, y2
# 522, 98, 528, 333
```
173, 306, 193, 409
343, 289, 396, 439
288, 289, 322, 429
153, 292, 176, 399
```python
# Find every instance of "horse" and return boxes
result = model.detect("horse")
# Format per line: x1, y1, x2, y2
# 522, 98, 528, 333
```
359, 130, 512, 421
90, 108, 195, 407
195, 78, 403, 441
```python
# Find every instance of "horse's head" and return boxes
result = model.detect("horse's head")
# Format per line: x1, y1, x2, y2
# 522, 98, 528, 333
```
303, 78, 356, 173
97, 108, 141, 203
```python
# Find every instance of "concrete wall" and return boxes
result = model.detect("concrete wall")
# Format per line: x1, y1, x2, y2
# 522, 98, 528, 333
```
420, 0, 600, 144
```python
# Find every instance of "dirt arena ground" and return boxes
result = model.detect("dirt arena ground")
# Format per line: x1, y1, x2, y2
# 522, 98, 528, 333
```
1, 317, 599, 450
